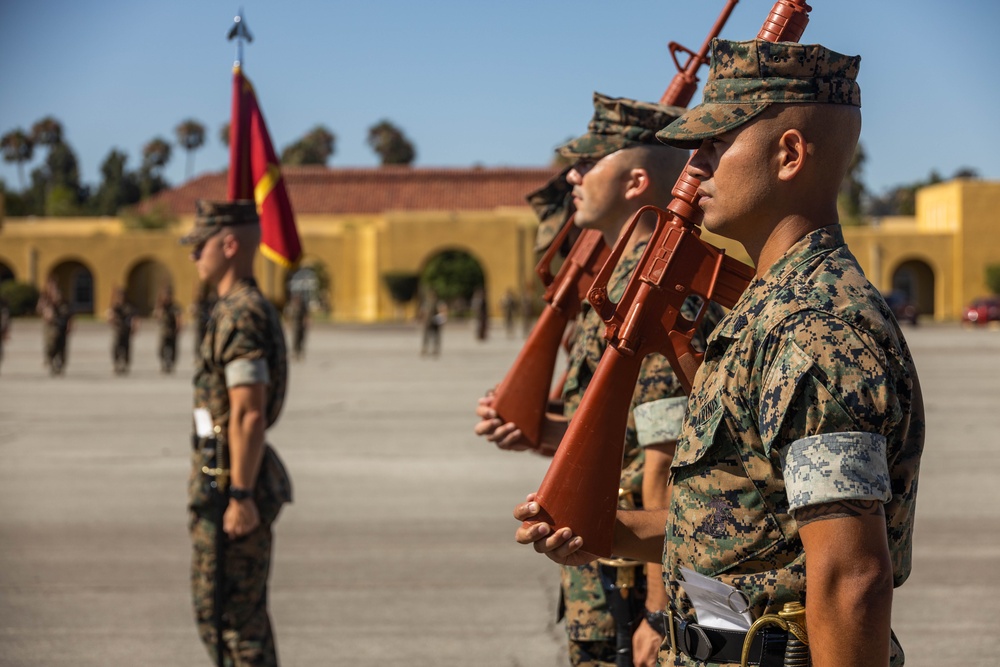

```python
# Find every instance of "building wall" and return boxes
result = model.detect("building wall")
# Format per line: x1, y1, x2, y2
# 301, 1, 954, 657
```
2, 179, 998, 322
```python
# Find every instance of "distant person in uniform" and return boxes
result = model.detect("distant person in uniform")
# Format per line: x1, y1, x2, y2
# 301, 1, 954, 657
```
107, 287, 137, 375
37, 280, 72, 376
284, 293, 309, 361
471, 287, 488, 341
499, 288, 517, 339
519, 288, 534, 338
419, 291, 446, 357
183, 199, 292, 667
0, 293, 9, 376
154, 286, 183, 374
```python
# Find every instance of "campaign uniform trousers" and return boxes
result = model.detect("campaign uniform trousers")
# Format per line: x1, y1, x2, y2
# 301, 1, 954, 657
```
189, 510, 278, 667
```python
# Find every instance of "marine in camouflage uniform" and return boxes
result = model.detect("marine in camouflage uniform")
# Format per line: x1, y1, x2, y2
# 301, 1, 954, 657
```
0, 294, 9, 375
540, 93, 721, 666
183, 200, 292, 667
527, 164, 575, 256
650, 40, 924, 666
38, 282, 72, 376
155, 288, 182, 374
518, 39, 925, 667
108, 288, 136, 375
284, 294, 308, 361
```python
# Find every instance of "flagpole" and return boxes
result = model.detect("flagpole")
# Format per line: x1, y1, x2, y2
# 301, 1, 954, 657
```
227, 8, 253, 68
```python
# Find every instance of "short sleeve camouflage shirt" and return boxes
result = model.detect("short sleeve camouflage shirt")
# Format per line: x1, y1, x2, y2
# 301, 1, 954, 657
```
663, 226, 924, 666
194, 279, 288, 432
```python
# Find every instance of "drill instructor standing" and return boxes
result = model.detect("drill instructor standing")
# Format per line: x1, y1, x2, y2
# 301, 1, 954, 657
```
183, 200, 292, 666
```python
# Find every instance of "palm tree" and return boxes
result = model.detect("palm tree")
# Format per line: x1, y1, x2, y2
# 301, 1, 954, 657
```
219, 122, 231, 148
140, 137, 172, 198
1, 129, 35, 189
30, 116, 63, 147
175, 119, 206, 181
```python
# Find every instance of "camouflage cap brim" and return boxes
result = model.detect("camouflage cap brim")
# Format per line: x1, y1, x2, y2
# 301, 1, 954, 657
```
557, 132, 630, 161
179, 225, 221, 246
656, 101, 771, 149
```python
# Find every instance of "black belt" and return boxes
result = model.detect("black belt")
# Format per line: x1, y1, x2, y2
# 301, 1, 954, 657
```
646, 611, 788, 665
192, 434, 218, 451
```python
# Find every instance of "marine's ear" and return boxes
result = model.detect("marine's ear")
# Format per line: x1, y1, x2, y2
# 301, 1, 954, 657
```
776, 128, 810, 182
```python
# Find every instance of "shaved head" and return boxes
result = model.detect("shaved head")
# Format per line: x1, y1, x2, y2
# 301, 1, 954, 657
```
619, 144, 690, 203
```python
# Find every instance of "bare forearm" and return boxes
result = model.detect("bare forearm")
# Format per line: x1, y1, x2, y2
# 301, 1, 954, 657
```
613, 509, 670, 563
799, 501, 894, 667
228, 406, 265, 489
807, 565, 892, 666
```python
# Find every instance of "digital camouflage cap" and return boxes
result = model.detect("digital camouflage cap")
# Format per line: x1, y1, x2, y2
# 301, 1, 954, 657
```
657, 39, 861, 149
526, 166, 575, 252
180, 199, 259, 246
558, 92, 687, 161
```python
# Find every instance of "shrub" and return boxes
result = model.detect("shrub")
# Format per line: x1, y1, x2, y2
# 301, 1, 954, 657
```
0, 280, 40, 316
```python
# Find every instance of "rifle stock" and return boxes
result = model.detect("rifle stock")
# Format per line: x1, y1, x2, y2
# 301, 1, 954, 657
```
531, 0, 813, 558
491, 221, 609, 449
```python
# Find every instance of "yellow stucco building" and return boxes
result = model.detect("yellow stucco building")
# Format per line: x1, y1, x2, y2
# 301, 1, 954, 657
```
1, 168, 998, 322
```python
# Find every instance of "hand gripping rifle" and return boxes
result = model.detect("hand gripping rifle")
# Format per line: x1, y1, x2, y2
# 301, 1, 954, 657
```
490, 0, 741, 452
528, 0, 813, 559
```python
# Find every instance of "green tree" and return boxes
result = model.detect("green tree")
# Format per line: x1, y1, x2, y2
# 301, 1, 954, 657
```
175, 118, 206, 180
219, 122, 231, 148
281, 125, 336, 165
421, 250, 484, 305
838, 142, 866, 226
45, 185, 81, 216
985, 264, 1000, 296
0, 280, 40, 316
45, 141, 80, 191
93, 149, 141, 215
367, 120, 416, 166
0, 129, 34, 189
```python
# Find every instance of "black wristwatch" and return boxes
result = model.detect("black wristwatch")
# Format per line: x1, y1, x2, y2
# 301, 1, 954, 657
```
229, 486, 254, 501
644, 609, 667, 636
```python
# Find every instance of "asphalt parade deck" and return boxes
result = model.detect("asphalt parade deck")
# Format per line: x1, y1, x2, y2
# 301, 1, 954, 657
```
1, 318, 997, 666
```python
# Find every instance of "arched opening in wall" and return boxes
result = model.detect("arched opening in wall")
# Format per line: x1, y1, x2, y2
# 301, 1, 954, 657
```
0, 260, 15, 285
48, 260, 95, 314
418, 248, 487, 319
891, 259, 935, 318
125, 259, 173, 316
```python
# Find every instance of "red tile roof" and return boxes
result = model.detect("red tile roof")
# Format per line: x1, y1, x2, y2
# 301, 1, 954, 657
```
138, 165, 561, 216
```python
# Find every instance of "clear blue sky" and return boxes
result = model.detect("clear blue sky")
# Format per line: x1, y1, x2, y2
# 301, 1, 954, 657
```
2, 0, 999, 197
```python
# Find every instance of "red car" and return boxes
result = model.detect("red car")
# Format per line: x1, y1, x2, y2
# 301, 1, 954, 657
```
962, 297, 1000, 325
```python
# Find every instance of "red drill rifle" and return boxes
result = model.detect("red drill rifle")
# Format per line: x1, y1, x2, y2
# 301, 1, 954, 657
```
491, 218, 609, 450
530, 0, 814, 558
660, 0, 740, 107
490, 0, 743, 452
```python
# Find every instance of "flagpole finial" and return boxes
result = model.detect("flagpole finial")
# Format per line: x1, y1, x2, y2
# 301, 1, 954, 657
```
227, 8, 253, 67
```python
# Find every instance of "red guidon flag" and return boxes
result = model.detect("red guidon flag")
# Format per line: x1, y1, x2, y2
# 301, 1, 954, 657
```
227, 64, 301, 266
